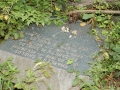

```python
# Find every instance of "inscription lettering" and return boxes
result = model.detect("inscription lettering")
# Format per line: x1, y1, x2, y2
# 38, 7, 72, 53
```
10, 33, 89, 70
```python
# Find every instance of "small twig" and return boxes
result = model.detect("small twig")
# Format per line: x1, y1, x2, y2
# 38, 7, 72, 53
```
68, 10, 120, 14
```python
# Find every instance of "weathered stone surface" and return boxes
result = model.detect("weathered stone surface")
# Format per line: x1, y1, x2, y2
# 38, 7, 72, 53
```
0, 23, 99, 74
0, 22, 99, 90
0, 50, 89, 90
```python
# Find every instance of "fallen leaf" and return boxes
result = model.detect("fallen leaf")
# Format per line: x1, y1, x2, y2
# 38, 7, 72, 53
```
71, 30, 77, 35
61, 26, 69, 33
80, 22, 86, 26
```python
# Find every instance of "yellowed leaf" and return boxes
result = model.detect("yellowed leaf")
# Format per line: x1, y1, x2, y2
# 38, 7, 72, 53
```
55, 5, 60, 11
4, 15, 9, 21
80, 22, 86, 26
0, 15, 3, 19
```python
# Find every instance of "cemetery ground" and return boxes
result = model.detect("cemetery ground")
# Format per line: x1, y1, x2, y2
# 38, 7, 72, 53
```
0, 1, 120, 90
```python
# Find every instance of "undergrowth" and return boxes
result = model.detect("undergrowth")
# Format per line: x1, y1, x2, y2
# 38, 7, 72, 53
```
68, 0, 120, 90
0, 0, 81, 41
0, 0, 120, 90
0, 58, 54, 90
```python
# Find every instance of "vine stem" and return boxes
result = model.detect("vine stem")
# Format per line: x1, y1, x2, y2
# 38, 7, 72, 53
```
68, 10, 120, 14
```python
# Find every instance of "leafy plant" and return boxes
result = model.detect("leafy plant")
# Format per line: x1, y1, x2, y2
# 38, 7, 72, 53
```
0, 58, 54, 90
69, 1, 120, 90
0, 57, 19, 90
0, 0, 78, 41
15, 59, 54, 90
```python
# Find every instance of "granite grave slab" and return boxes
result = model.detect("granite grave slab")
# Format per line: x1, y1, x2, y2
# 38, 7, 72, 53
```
0, 23, 99, 74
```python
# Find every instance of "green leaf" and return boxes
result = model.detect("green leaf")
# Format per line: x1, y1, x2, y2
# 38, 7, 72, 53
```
72, 77, 79, 87
79, 83, 86, 89
13, 33, 19, 39
27, 20, 31, 26
114, 71, 120, 78
41, 22, 45, 26
4, 34, 10, 40
19, 31, 24, 38
101, 30, 108, 36
96, 16, 103, 21
22, 15, 28, 21
104, 20, 108, 24
82, 14, 94, 20
27, 77, 35, 83
113, 45, 120, 54
26, 69, 34, 78
13, 5, 20, 10
67, 69, 75, 73
67, 59, 74, 65
0, 31, 4, 36
14, 83, 24, 89
7, 57, 13, 61
76, 71, 80, 77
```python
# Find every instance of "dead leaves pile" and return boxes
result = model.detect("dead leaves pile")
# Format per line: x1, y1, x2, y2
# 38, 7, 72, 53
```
61, 26, 78, 38
60, 22, 87, 39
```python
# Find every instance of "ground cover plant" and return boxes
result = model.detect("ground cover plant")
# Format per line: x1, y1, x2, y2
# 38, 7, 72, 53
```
0, 0, 81, 42
0, 0, 120, 90
0, 58, 54, 90
68, 0, 120, 90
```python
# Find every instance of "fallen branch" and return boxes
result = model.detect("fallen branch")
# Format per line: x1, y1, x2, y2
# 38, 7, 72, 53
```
68, 10, 120, 14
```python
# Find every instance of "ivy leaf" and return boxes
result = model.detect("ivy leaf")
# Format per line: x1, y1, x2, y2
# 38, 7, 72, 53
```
72, 77, 79, 87
67, 58, 74, 65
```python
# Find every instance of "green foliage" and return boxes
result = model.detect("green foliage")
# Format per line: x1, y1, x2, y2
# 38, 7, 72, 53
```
93, 0, 111, 10
80, 9, 120, 90
15, 60, 54, 90
67, 58, 74, 65
0, 0, 76, 41
0, 57, 19, 90
82, 14, 94, 20
0, 58, 54, 90
114, 2, 120, 10
69, 1, 120, 90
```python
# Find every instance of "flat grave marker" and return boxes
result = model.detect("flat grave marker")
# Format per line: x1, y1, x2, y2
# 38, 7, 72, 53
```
0, 23, 99, 74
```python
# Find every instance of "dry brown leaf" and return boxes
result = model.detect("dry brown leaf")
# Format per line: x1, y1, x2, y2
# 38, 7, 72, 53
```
80, 22, 86, 26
